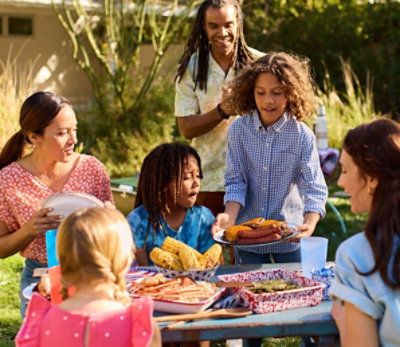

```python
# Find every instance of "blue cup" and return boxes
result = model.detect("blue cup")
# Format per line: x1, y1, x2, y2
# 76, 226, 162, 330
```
45, 229, 59, 267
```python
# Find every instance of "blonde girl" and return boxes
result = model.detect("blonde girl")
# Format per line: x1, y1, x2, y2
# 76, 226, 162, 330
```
16, 207, 161, 347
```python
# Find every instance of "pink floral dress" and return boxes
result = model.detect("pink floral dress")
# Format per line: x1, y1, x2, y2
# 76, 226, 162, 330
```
16, 294, 154, 347
0, 155, 113, 263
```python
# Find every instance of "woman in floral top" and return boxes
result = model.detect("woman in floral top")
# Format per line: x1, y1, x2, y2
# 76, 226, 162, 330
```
0, 91, 113, 316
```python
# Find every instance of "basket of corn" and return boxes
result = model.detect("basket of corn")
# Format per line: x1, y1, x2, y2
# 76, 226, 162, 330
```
149, 237, 222, 281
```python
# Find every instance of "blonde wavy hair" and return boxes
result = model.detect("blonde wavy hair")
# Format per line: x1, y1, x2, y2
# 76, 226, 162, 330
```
222, 51, 317, 121
57, 207, 135, 305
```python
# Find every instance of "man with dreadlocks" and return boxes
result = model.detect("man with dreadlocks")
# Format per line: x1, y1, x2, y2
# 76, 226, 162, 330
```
175, 0, 262, 216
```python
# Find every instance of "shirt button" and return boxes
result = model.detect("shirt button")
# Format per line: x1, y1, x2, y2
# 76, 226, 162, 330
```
263, 188, 267, 191
265, 143, 269, 147
261, 207, 265, 211
264, 167, 267, 171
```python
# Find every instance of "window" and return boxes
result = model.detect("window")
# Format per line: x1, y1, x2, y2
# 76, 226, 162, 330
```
8, 17, 32, 35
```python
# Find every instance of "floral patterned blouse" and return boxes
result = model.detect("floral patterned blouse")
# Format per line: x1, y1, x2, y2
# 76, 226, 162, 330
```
16, 294, 154, 347
0, 155, 113, 263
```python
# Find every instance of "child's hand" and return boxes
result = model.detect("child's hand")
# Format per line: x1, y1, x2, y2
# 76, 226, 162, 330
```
211, 213, 233, 236
285, 223, 316, 243
286, 212, 319, 242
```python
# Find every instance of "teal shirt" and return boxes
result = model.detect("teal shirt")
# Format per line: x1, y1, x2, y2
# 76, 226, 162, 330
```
127, 205, 215, 263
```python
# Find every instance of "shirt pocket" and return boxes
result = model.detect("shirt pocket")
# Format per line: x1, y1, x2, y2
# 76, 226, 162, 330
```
272, 152, 299, 183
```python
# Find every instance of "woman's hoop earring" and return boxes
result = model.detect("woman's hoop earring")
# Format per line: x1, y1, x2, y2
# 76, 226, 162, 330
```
368, 186, 374, 195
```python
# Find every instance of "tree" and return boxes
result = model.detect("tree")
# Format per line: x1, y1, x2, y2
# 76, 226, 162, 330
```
53, 0, 201, 176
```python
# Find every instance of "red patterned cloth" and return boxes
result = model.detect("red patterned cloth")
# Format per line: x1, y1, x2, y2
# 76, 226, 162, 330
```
0, 155, 113, 263
16, 294, 154, 347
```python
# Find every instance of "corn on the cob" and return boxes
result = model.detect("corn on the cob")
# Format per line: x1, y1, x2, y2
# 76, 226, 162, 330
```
149, 247, 184, 271
178, 246, 201, 271
161, 236, 202, 261
200, 244, 222, 269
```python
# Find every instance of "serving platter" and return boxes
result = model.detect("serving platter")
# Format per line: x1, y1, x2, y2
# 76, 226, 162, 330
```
126, 270, 225, 314
217, 268, 325, 313
213, 229, 300, 247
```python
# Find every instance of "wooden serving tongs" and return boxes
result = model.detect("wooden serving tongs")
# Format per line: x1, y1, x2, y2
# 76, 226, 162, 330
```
155, 307, 253, 328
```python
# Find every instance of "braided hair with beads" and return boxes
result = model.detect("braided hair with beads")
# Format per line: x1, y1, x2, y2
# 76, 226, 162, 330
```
134, 142, 202, 249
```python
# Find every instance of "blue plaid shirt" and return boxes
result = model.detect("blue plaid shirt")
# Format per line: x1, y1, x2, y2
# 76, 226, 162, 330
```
225, 111, 327, 253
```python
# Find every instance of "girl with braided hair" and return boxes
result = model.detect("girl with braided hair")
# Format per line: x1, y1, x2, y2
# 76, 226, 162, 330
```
16, 207, 161, 347
175, 0, 263, 216
329, 118, 400, 346
127, 142, 215, 266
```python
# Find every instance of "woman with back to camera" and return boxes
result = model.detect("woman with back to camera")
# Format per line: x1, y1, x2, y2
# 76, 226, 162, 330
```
0, 91, 113, 316
329, 118, 400, 346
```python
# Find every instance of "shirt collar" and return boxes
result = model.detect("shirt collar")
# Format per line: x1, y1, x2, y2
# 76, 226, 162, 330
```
253, 110, 290, 133
208, 51, 235, 78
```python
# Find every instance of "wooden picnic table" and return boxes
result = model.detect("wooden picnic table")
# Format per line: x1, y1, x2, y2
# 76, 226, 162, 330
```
156, 262, 339, 345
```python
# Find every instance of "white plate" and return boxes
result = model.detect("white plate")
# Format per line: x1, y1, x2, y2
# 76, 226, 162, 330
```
127, 270, 225, 314
22, 283, 37, 300
41, 192, 103, 218
213, 229, 300, 247
151, 288, 224, 314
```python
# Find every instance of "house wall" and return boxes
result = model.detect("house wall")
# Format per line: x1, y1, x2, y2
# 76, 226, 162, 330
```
0, 2, 183, 106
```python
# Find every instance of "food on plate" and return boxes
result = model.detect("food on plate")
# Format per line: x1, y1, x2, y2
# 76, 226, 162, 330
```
149, 247, 184, 271
161, 236, 202, 261
237, 232, 282, 244
31, 274, 51, 300
199, 244, 222, 269
129, 273, 217, 302
241, 217, 265, 228
224, 225, 252, 242
150, 237, 222, 271
247, 279, 301, 294
179, 246, 201, 271
224, 218, 292, 244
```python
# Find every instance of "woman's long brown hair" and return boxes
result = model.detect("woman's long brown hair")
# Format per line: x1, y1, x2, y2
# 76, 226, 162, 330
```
343, 118, 400, 289
0, 91, 71, 169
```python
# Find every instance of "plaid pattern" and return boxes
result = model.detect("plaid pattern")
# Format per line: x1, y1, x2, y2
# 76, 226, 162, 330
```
225, 111, 328, 253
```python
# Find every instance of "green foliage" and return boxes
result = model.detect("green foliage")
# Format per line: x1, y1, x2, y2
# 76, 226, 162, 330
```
0, 254, 24, 345
0, 46, 35, 150
243, 0, 400, 118
317, 58, 380, 149
79, 76, 177, 177
53, 0, 201, 176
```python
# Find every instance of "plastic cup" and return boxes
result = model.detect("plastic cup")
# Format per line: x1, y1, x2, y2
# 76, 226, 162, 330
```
300, 237, 328, 279
45, 229, 59, 267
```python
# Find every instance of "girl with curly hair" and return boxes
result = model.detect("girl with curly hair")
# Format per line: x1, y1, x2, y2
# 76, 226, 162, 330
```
213, 51, 328, 265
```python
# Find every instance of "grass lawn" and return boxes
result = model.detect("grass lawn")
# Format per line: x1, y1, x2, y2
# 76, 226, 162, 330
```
0, 192, 367, 347
0, 254, 24, 346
